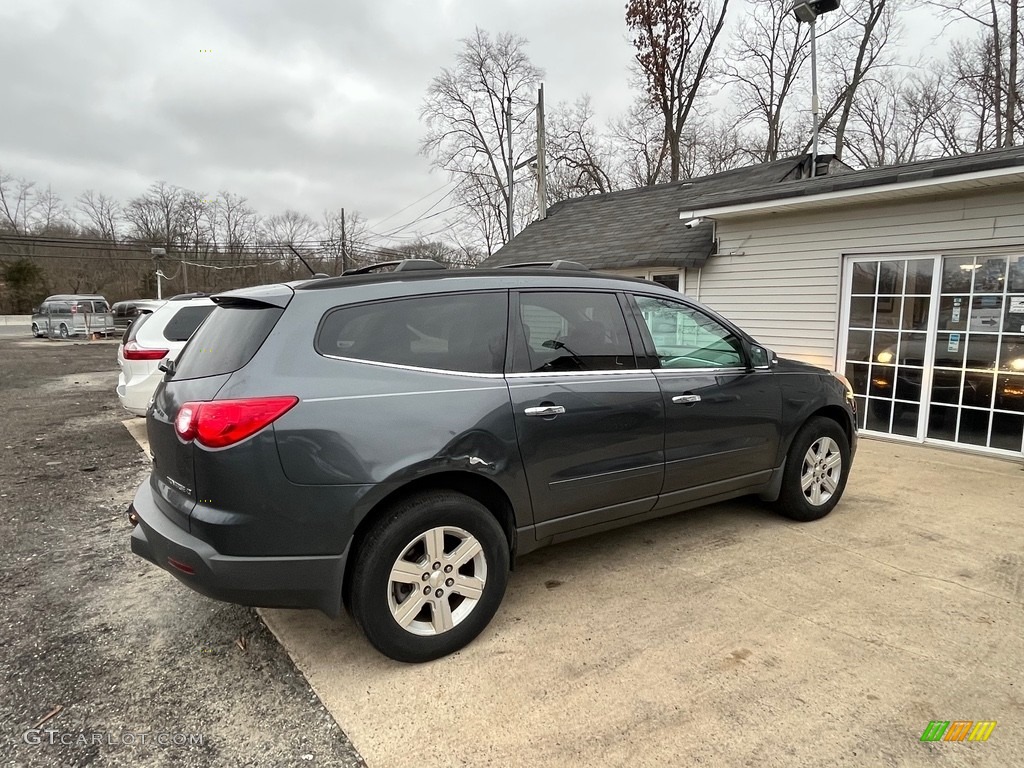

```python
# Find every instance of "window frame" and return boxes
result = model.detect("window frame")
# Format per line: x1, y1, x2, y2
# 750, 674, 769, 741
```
625, 292, 752, 372
507, 289, 643, 375
314, 290, 510, 377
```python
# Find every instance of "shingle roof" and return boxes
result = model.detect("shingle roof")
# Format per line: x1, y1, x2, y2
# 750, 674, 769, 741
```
481, 155, 811, 269
683, 145, 1024, 212
481, 146, 1024, 270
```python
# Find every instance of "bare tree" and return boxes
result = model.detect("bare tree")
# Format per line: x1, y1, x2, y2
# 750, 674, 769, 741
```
546, 96, 616, 201
209, 190, 259, 261
626, 0, 731, 181
0, 173, 41, 235
726, 0, 811, 162
929, 0, 1021, 146
819, 0, 901, 161
124, 181, 186, 246
842, 70, 949, 166
420, 28, 543, 251
608, 98, 670, 187
77, 190, 121, 241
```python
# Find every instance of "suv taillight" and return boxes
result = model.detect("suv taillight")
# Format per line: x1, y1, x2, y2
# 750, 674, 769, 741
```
123, 340, 169, 360
175, 397, 299, 448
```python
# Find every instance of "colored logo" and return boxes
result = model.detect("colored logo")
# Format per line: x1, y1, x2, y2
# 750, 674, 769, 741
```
920, 721, 996, 742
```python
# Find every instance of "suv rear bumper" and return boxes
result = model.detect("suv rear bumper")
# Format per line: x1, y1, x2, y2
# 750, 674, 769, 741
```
128, 481, 349, 617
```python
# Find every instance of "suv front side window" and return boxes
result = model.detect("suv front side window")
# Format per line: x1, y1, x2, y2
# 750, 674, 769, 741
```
634, 295, 745, 369
514, 291, 636, 373
316, 292, 508, 374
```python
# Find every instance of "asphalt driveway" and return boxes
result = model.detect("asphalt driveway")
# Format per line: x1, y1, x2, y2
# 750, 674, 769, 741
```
258, 439, 1024, 767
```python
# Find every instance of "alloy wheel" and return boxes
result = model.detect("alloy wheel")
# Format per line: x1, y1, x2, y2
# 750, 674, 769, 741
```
386, 526, 487, 637
800, 436, 842, 507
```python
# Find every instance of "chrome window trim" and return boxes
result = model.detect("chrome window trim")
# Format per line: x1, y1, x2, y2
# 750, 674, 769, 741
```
652, 366, 749, 375
318, 353, 506, 379
504, 368, 656, 380
304, 385, 507, 403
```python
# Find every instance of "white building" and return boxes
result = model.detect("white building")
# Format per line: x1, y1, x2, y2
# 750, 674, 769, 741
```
485, 148, 1024, 458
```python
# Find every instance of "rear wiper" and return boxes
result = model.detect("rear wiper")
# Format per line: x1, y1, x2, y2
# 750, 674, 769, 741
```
158, 358, 176, 376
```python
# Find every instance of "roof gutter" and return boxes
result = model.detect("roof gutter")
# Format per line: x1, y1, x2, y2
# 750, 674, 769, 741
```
680, 162, 1024, 221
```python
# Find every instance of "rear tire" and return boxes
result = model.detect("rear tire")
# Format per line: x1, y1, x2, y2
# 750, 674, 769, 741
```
350, 491, 509, 663
775, 417, 850, 522
59, 323, 69, 339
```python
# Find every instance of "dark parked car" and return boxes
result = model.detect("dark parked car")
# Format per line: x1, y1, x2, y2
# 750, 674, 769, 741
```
128, 260, 858, 662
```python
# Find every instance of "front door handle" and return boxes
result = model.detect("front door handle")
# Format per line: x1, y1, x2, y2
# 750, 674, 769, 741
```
672, 394, 702, 404
524, 405, 566, 417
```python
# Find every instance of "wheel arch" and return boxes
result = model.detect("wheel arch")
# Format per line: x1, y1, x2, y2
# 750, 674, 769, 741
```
762, 404, 855, 503
342, 470, 518, 609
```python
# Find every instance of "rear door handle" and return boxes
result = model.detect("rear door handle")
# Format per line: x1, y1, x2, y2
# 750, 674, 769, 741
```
672, 394, 702, 404
524, 405, 566, 417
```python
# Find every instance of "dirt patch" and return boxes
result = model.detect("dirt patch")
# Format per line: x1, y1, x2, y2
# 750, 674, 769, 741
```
0, 339, 364, 768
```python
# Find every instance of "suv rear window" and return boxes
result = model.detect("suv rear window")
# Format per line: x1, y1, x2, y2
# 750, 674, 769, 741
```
316, 292, 508, 374
162, 305, 215, 342
173, 304, 284, 379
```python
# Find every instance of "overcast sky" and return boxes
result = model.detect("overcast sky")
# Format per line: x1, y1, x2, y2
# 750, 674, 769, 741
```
1, 0, 959, 243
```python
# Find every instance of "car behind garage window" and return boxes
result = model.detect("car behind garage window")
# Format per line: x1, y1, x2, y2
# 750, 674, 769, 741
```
162, 306, 215, 342
316, 292, 508, 374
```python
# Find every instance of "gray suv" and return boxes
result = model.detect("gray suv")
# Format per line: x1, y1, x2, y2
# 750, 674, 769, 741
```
128, 260, 857, 662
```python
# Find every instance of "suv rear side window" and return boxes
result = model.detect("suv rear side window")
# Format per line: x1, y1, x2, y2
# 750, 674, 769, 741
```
317, 292, 508, 374
515, 291, 636, 372
162, 305, 215, 342
174, 304, 283, 379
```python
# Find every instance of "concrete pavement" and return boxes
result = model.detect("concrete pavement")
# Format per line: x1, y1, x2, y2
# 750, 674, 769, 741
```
261, 440, 1023, 767
124, 418, 1024, 767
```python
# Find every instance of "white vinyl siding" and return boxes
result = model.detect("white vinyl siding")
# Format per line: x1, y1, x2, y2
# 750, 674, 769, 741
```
697, 187, 1024, 369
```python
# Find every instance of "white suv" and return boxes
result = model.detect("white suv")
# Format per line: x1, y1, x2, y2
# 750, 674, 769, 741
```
116, 294, 215, 416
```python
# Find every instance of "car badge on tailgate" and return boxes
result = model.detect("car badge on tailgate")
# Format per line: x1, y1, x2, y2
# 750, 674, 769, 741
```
166, 476, 193, 496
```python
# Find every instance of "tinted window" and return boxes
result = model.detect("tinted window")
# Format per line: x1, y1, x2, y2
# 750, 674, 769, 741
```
162, 305, 215, 342
122, 312, 152, 344
634, 295, 744, 369
174, 305, 284, 380
317, 292, 507, 374
515, 291, 635, 373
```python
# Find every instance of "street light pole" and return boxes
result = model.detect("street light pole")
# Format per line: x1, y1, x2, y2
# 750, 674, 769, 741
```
791, 0, 840, 178
151, 247, 166, 299
810, 16, 819, 174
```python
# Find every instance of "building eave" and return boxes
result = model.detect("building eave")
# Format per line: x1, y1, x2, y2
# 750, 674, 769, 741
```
680, 164, 1024, 221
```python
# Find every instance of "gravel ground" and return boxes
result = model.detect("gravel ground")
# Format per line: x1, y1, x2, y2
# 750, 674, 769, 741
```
0, 337, 365, 768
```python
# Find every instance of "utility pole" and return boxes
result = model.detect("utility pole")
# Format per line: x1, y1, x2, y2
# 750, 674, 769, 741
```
505, 95, 514, 243
536, 83, 547, 220
182, 257, 189, 293
340, 207, 348, 273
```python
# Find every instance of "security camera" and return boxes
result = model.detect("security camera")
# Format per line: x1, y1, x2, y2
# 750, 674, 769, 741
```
684, 218, 704, 229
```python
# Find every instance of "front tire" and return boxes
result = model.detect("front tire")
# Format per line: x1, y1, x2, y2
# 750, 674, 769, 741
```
350, 491, 509, 663
775, 417, 850, 522
59, 323, 69, 339
31, 323, 40, 337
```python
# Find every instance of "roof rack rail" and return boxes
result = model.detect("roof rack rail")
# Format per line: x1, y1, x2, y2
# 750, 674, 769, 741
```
342, 258, 447, 275
497, 260, 590, 272
168, 292, 211, 300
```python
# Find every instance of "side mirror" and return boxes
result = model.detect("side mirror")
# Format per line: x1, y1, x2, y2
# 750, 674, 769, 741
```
748, 344, 774, 369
